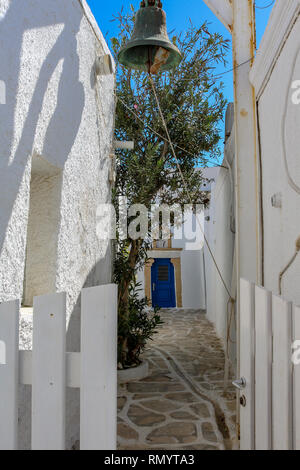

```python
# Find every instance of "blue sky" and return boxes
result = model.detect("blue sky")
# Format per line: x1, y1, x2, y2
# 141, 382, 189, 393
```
87, 0, 274, 162
87, 0, 274, 102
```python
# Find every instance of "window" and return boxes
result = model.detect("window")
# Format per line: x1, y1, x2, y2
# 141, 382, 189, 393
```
158, 265, 169, 281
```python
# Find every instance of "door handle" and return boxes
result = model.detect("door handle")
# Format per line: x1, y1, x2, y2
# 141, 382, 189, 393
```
232, 377, 246, 391
152, 283, 155, 291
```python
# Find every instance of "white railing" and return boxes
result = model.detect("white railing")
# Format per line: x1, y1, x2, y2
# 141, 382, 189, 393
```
239, 279, 300, 450
0, 284, 117, 450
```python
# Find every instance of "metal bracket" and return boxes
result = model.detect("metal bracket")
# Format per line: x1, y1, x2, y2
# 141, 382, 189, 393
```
95, 54, 113, 76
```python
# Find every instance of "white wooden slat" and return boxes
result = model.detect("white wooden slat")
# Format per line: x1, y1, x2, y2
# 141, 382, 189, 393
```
66, 352, 80, 388
80, 284, 118, 450
0, 300, 19, 450
19, 351, 80, 388
239, 279, 255, 450
272, 295, 293, 450
32, 292, 66, 450
255, 285, 272, 450
19, 350, 32, 385
293, 305, 300, 450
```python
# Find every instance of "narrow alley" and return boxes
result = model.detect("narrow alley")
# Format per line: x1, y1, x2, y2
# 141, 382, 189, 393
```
118, 309, 236, 450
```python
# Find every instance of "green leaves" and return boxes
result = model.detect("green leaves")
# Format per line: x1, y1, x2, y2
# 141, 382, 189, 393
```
111, 8, 229, 369
118, 281, 163, 368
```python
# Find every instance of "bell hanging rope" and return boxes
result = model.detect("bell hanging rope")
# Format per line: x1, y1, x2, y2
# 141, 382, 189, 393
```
118, 0, 182, 74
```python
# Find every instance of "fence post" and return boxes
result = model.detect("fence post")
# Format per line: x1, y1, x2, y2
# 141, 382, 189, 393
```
80, 284, 118, 450
31, 292, 66, 450
294, 305, 300, 450
272, 295, 293, 450
239, 279, 255, 450
0, 300, 19, 450
255, 285, 272, 450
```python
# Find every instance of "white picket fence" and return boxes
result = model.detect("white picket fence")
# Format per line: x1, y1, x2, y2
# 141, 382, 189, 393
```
0, 284, 118, 450
239, 279, 300, 450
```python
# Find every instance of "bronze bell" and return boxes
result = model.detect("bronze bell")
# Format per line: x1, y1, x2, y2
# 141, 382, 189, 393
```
118, 0, 182, 74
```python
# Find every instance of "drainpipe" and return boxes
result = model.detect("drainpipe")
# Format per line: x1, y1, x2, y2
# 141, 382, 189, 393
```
232, 0, 261, 285
232, 6, 261, 439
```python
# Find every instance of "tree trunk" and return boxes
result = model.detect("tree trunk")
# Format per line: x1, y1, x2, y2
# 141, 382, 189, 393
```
118, 239, 142, 365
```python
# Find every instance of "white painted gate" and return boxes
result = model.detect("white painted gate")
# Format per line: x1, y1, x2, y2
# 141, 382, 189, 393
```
0, 284, 118, 450
239, 279, 300, 450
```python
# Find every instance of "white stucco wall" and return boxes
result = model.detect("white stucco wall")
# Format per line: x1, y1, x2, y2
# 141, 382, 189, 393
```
137, 249, 206, 310
181, 250, 206, 310
204, 120, 235, 364
137, 168, 219, 309
205, 1, 300, 369
23, 157, 63, 307
0, 0, 115, 449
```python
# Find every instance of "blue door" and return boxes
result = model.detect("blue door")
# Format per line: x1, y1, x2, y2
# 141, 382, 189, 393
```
151, 259, 176, 308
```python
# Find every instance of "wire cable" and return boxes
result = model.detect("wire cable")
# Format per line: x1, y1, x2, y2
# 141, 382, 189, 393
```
255, 0, 275, 10
148, 74, 233, 301
115, 93, 227, 169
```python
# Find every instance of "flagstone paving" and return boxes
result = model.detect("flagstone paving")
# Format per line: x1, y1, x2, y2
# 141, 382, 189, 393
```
117, 309, 237, 451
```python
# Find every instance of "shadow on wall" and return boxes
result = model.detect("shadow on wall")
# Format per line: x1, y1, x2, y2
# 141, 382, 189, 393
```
18, 238, 114, 450
64, 238, 113, 449
66, 226, 113, 353
0, 0, 90, 450
1, 0, 114, 450
0, 0, 85, 261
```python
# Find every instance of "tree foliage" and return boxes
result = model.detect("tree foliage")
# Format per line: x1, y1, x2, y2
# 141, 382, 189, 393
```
112, 8, 229, 208
111, 7, 229, 367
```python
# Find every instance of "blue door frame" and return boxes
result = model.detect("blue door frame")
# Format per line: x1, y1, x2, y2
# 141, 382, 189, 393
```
151, 259, 176, 308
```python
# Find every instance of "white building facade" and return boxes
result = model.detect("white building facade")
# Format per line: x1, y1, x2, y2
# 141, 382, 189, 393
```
0, 0, 115, 448
204, 104, 236, 363
137, 168, 219, 310
205, 0, 300, 369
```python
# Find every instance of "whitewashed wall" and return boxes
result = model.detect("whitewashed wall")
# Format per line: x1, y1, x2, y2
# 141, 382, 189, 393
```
204, 125, 235, 361
136, 250, 206, 310
205, 0, 300, 370
181, 250, 206, 310
136, 168, 219, 310
250, 0, 300, 306
172, 209, 207, 310
0, 0, 115, 449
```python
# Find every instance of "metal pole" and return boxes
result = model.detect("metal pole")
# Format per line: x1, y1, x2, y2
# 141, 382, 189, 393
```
232, 0, 260, 285
202, 0, 261, 442
232, 0, 260, 438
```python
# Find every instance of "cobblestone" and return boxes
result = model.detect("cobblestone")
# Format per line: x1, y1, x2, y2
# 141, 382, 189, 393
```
117, 309, 237, 450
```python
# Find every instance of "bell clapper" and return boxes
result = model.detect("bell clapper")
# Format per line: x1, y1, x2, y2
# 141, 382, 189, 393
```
150, 47, 170, 74
147, 46, 153, 74
147, 45, 170, 75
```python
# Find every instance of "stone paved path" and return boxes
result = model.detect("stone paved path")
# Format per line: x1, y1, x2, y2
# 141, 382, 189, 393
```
117, 309, 237, 450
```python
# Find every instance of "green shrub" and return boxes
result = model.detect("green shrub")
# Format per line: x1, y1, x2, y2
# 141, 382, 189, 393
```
118, 282, 163, 369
